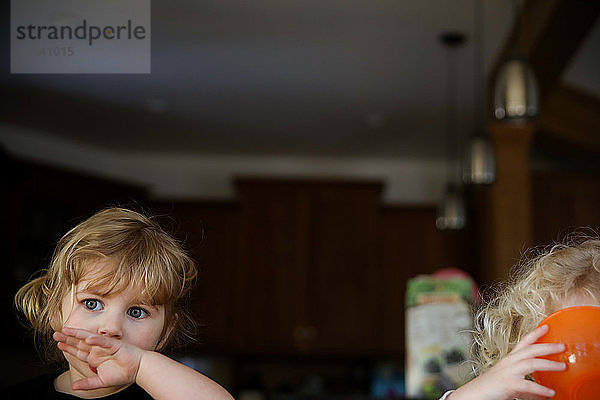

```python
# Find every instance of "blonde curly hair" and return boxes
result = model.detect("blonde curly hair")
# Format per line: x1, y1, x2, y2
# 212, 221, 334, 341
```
15, 207, 198, 364
471, 235, 600, 376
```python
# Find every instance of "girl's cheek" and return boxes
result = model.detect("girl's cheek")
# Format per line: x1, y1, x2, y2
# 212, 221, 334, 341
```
62, 309, 89, 329
132, 326, 164, 350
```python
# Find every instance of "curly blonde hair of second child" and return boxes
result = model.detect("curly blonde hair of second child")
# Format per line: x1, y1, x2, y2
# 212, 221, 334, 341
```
470, 236, 600, 376
14, 207, 198, 364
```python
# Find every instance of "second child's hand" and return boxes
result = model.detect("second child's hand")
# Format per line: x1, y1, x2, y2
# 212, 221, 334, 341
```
53, 327, 142, 390
449, 325, 566, 400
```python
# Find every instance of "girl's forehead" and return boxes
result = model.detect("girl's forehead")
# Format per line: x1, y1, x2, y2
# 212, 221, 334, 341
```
77, 256, 172, 306
82, 256, 119, 276
76, 272, 158, 305
79, 257, 131, 291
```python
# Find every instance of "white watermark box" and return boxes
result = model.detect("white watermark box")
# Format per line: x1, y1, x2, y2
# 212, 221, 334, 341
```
11, 0, 151, 73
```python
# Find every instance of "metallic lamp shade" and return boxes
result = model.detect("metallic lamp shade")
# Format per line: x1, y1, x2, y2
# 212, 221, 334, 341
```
436, 184, 466, 230
494, 58, 538, 121
463, 135, 495, 185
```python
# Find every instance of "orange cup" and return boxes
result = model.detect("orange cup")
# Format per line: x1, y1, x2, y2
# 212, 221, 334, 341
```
532, 306, 600, 400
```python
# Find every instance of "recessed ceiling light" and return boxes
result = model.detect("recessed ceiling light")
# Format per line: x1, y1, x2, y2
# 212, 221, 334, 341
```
146, 98, 168, 113
365, 112, 385, 129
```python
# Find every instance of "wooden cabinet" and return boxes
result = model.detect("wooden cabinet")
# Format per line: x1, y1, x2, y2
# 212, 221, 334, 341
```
152, 180, 475, 356
235, 182, 310, 352
306, 184, 380, 352
532, 171, 600, 245
152, 202, 240, 352
235, 179, 382, 354
376, 207, 474, 355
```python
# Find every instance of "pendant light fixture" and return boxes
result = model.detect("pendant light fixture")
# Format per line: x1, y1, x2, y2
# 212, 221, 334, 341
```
463, 0, 495, 185
436, 183, 466, 231
436, 32, 466, 231
494, 0, 539, 122
463, 136, 495, 184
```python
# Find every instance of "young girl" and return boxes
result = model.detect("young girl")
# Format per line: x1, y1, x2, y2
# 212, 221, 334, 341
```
3, 207, 234, 400
440, 237, 600, 400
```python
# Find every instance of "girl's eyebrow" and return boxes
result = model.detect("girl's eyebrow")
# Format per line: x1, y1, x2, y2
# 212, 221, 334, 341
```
76, 288, 105, 297
132, 299, 161, 310
77, 288, 160, 309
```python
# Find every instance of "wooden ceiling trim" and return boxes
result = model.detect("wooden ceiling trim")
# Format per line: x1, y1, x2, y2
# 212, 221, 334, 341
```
537, 84, 600, 152
480, 2, 600, 283
529, 2, 600, 101
487, 1, 600, 104
486, 1, 600, 151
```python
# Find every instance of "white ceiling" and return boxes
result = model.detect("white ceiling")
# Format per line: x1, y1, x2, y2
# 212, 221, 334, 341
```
2, 0, 599, 158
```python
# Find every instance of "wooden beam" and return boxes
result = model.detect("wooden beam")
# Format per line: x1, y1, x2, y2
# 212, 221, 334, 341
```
478, 2, 600, 284
480, 123, 535, 283
488, 1, 600, 105
529, 2, 600, 101
537, 84, 600, 152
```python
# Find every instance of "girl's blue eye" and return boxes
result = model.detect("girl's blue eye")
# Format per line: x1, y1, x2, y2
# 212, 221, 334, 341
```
127, 307, 148, 319
83, 299, 102, 311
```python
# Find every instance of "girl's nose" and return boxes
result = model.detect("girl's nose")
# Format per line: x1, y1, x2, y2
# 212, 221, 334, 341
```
98, 318, 123, 339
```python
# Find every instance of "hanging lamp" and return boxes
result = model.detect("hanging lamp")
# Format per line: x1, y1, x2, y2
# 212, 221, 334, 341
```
436, 32, 466, 231
463, 0, 495, 185
494, 0, 539, 122
436, 183, 466, 230
463, 136, 495, 184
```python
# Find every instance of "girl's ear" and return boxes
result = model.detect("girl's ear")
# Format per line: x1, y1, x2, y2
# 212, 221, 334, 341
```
156, 313, 178, 351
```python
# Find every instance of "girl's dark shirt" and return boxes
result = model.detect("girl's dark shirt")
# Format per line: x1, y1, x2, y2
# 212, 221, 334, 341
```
1, 374, 153, 399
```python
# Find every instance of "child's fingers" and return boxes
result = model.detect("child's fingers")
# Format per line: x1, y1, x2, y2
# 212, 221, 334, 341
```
515, 358, 566, 376
62, 326, 95, 340
513, 378, 555, 400
57, 341, 91, 362
85, 334, 117, 349
53, 331, 69, 343
54, 332, 93, 352
512, 325, 550, 352
514, 342, 565, 360
72, 375, 105, 391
